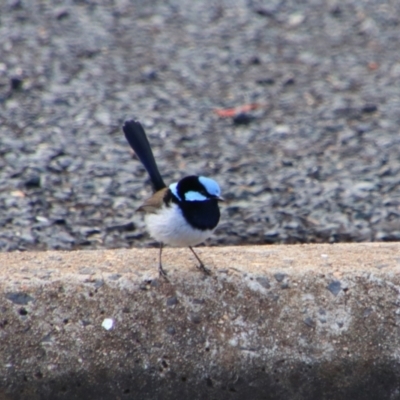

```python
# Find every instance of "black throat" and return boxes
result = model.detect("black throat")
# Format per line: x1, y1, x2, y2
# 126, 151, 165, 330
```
163, 176, 221, 231
178, 198, 221, 231
165, 189, 220, 231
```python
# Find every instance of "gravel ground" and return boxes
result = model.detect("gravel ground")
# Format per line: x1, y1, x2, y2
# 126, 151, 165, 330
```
1, 0, 400, 252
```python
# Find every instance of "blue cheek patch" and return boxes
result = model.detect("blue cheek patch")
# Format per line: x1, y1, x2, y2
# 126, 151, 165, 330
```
184, 191, 208, 201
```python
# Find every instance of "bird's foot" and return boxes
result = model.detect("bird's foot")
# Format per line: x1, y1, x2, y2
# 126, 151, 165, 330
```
196, 262, 211, 276
159, 264, 169, 281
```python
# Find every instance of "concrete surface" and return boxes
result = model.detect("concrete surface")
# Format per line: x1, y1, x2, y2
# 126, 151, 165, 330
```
1, 243, 400, 399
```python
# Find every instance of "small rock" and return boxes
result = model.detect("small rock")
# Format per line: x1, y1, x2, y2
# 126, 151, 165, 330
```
166, 297, 178, 306
304, 317, 315, 327
55, 232, 75, 244
280, 282, 290, 289
274, 273, 286, 282
20, 231, 35, 244
106, 222, 135, 233
192, 298, 205, 305
287, 13, 305, 28
256, 78, 275, 85
141, 67, 158, 82
264, 230, 279, 238
5, 292, 34, 305
94, 279, 104, 289
233, 113, 253, 125
36, 216, 50, 224
95, 111, 111, 126
249, 56, 261, 65
362, 104, 378, 114
55, 8, 69, 20
254, 8, 276, 18
166, 326, 176, 335
256, 276, 271, 289
190, 313, 202, 324
101, 318, 114, 331
327, 280, 341, 296
283, 77, 295, 86
10, 77, 23, 90
334, 107, 360, 119
24, 175, 41, 188
330, 5, 342, 17
363, 307, 373, 318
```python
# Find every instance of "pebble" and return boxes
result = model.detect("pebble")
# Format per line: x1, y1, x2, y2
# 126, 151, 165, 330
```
327, 281, 342, 297
274, 273, 286, 283
233, 113, 253, 125
101, 318, 114, 331
5, 292, 34, 305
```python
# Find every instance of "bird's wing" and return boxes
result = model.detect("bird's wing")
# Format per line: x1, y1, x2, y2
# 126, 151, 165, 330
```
137, 188, 170, 213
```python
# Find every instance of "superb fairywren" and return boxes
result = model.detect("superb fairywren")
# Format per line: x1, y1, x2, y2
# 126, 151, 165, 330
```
123, 120, 223, 277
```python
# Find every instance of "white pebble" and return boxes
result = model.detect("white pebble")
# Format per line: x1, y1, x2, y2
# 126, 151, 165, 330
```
102, 318, 114, 330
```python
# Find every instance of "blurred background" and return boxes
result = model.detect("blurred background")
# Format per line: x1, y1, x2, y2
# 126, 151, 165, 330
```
1, 0, 400, 251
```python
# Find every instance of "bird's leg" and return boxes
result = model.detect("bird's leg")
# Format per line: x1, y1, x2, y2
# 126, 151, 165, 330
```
189, 246, 211, 275
158, 243, 169, 279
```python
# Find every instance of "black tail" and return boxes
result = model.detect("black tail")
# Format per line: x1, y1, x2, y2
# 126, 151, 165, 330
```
123, 120, 166, 191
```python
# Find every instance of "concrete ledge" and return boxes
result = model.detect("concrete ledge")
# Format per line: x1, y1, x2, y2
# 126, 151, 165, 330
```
1, 243, 400, 399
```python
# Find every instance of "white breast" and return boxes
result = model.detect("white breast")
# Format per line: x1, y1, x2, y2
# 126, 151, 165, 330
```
144, 203, 215, 247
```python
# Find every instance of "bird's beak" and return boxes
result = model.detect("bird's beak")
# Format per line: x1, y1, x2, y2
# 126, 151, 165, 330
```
216, 196, 225, 202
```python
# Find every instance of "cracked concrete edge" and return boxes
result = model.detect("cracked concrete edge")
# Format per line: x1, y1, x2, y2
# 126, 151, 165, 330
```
1, 243, 400, 400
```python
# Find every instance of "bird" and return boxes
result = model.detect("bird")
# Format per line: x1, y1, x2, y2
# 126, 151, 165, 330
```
122, 119, 223, 278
